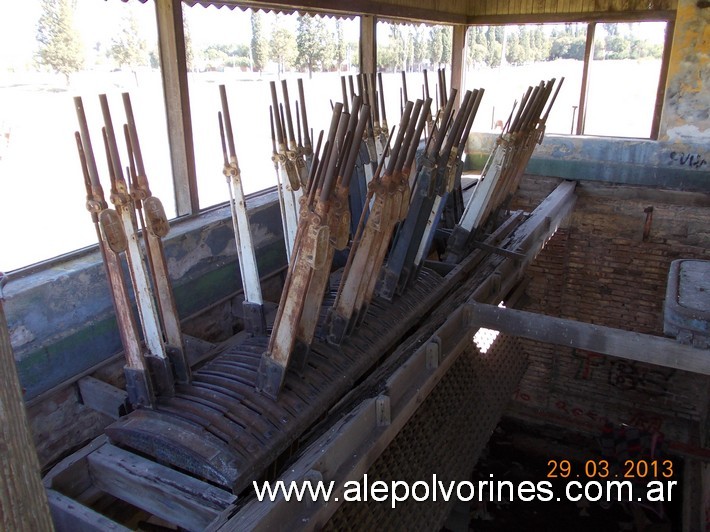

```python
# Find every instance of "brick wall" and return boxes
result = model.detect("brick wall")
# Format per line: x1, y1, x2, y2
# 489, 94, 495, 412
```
506, 176, 710, 452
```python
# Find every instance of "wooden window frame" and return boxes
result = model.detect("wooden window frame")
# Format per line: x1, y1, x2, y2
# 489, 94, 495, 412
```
575, 18, 673, 139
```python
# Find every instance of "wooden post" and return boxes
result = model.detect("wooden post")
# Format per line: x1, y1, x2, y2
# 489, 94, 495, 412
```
576, 22, 595, 135
650, 19, 674, 140
360, 15, 377, 74
155, 0, 199, 215
0, 276, 54, 531
450, 24, 467, 109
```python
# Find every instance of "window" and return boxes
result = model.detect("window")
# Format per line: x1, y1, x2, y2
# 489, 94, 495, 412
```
376, 20, 454, 123
183, 7, 360, 209
465, 20, 668, 139
0, 0, 172, 272
466, 23, 587, 135
581, 22, 667, 138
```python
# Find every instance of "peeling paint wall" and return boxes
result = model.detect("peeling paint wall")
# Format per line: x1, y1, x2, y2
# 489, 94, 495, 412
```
466, 133, 710, 190
660, 0, 710, 141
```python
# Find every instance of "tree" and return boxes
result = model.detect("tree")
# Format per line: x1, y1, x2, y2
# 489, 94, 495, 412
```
441, 26, 452, 65
110, 13, 148, 68
505, 32, 526, 66
250, 11, 268, 73
183, 11, 194, 71
549, 35, 586, 60
467, 26, 487, 67
334, 20, 346, 71
270, 25, 296, 74
531, 26, 550, 62
412, 26, 427, 71
35, 0, 84, 83
485, 27, 502, 67
317, 18, 335, 71
296, 14, 331, 77
388, 24, 406, 72
404, 30, 414, 72
201, 47, 228, 71
604, 34, 631, 60
428, 26, 443, 67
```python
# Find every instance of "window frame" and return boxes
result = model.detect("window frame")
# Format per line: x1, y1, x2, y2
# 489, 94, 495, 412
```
463, 15, 674, 140
574, 19, 674, 139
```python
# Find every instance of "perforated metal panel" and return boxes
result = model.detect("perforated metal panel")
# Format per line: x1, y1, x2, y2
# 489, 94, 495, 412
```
325, 334, 528, 531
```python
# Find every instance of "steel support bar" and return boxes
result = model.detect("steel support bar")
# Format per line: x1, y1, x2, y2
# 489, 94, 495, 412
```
468, 302, 710, 376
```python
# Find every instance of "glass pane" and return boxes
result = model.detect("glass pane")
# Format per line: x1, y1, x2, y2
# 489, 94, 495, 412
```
583, 22, 666, 138
376, 20, 454, 125
0, 0, 172, 272
185, 7, 360, 208
465, 23, 587, 135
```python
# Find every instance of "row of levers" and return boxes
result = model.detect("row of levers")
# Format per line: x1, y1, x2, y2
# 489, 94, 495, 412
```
73, 69, 563, 492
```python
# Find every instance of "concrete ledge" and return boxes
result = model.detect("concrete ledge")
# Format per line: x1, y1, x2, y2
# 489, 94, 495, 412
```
466, 133, 710, 191
4, 190, 286, 400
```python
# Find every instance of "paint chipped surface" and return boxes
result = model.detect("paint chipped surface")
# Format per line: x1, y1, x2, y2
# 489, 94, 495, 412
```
9, 325, 34, 348
661, 0, 710, 140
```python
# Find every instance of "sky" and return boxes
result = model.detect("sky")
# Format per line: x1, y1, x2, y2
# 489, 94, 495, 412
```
0, 0, 666, 73
0, 0, 361, 71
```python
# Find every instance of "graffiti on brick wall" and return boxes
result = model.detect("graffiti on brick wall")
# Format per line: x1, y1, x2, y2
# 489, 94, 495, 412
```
668, 151, 707, 168
511, 386, 672, 439
627, 411, 664, 434
554, 399, 604, 425
573, 351, 606, 380
607, 360, 675, 396
572, 349, 674, 397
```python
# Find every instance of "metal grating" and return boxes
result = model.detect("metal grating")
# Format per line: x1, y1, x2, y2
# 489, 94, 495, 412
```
325, 334, 528, 531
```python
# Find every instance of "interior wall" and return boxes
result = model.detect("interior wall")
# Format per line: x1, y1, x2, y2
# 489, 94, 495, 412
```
506, 175, 710, 455
659, 0, 710, 141
4, 191, 286, 402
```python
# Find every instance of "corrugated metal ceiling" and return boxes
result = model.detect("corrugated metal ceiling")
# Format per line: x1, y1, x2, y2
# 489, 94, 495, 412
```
123, 0, 357, 20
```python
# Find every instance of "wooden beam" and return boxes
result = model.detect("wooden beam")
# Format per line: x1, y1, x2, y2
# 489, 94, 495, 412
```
202, 0, 468, 25
87, 444, 235, 531
576, 22, 595, 135
77, 377, 129, 420
466, 9, 675, 24
0, 279, 54, 531
46, 489, 130, 532
360, 15, 377, 74
450, 25, 467, 110
651, 18, 674, 140
43, 436, 108, 499
155, 0, 199, 215
468, 302, 710, 376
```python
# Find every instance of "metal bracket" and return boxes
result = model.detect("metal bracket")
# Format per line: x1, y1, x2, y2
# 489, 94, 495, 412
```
425, 338, 440, 369
326, 311, 348, 346
256, 355, 286, 401
242, 301, 267, 337
290, 339, 310, 375
302, 470, 325, 509
376, 395, 391, 427
165, 345, 190, 385
144, 354, 175, 398
123, 366, 154, 409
